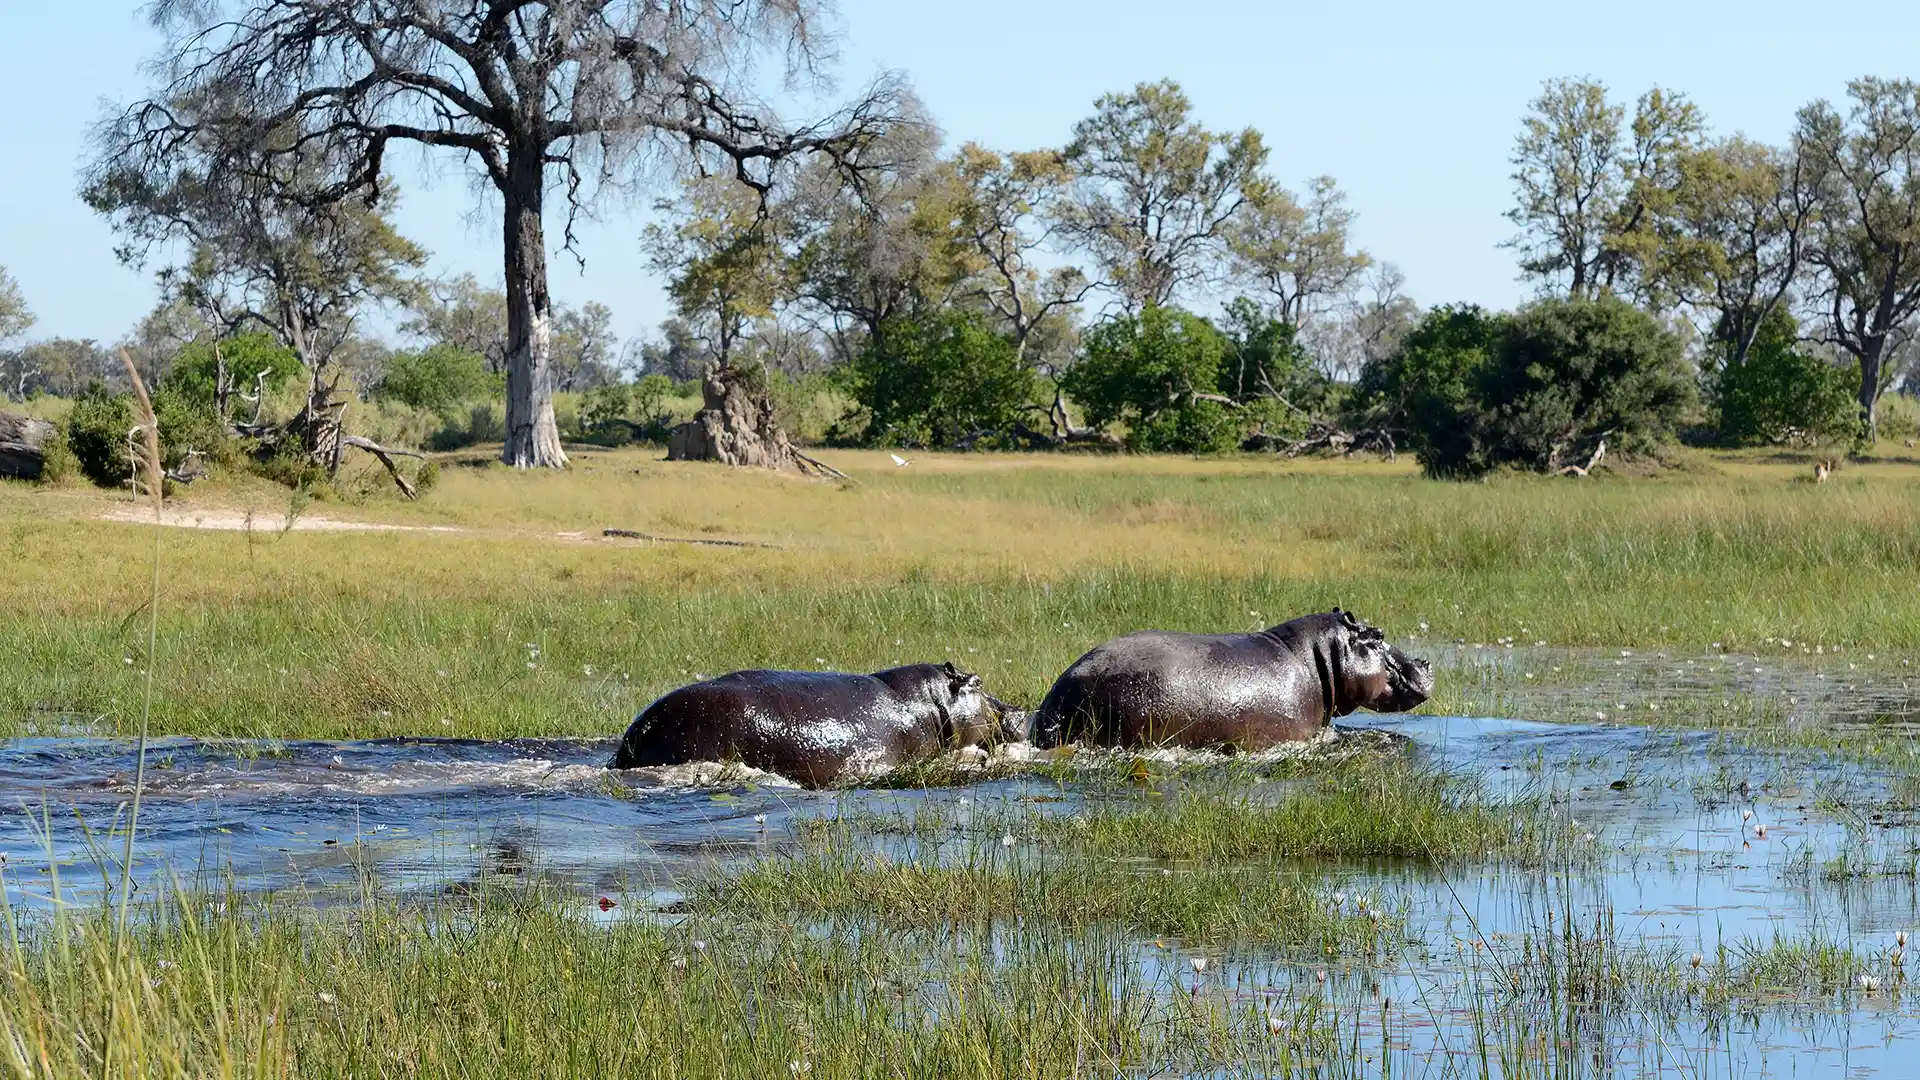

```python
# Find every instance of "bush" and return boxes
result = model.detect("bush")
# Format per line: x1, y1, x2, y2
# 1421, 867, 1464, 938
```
1485, 296, 1695, 471
1709, 310, 1859, 446
1359, 298, 1693, 479
62, 384, 134, 487
166, 332, 302, 413
1353, 304, 1505, 478
1064, 306, 1239, 453
841, 311, 1034, 447
374, 344, 496, 418
427, 402, 505, 452
1218, 298, 1328, 439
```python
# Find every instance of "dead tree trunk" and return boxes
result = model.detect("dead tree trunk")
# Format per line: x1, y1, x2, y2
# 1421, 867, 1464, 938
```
667, 365, 844, 478
0, 410, 53, 480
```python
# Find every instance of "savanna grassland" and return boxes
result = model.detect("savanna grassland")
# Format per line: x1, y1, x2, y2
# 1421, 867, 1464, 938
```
1, 444, 1916, 742
7, 446, 1920, 1079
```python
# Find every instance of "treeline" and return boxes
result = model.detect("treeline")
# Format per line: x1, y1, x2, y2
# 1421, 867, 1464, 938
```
6, 51, 1920, 487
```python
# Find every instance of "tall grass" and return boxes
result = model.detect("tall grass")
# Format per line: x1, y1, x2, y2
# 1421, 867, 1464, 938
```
4, 448, 1919, 740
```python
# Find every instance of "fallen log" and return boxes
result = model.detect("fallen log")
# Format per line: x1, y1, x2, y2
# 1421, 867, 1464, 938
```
341, 435, 427, 500
0, 409, 54, 481
602, 528, 779, 550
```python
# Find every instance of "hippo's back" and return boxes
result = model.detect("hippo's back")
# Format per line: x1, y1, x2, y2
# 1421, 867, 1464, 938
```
610, 670, 895, 784
1032, 630, 1309, 748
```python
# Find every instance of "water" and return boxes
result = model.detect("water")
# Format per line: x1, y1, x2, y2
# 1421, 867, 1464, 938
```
7, 648, 1920, 1076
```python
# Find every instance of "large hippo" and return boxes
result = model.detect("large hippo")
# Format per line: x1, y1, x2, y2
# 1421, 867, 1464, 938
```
609, 663, 1025, 787
1030, 610, 1433, 750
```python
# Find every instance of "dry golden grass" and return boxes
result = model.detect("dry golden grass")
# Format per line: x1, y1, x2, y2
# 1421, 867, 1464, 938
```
3, 443, 1918, 739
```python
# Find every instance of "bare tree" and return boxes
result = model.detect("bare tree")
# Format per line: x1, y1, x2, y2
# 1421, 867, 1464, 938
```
1796, 78, 1920, 438
87, 135, 426, 462
97, 0, 914, 469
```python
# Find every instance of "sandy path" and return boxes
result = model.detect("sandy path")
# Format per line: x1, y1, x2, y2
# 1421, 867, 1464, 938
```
98, 506, 465, 534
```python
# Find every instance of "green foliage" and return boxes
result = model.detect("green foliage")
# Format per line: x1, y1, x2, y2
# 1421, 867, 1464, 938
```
1486, 295, 1695, 469
1218, 297, 1327, 440
843, 311, 1035, 447
62, 384, 135, 487
427, 403, 506, 452
374, 344, 496, 418
1064, 306, 1240, 453
1361, 298, 1692, 479
150, 386, 231, 471
1711, 310, 1858, 445
165, 332, 301, 411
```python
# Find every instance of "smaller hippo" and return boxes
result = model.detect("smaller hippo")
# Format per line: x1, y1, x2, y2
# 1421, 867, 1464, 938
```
1030, 610, 1433, 750
609, 663, 1025, 788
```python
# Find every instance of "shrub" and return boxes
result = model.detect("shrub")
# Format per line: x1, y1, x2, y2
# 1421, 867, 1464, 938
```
427, 402, 505, 452
1482, 296, 1695, 472
1064, 306, 1239, 453
842, 311, 1034, 447
1353, 304, 1505, 477
166, 332, 302, 413
62, 384, 134, 487
1709, 310, 1859, 446
1358, 298, 1692, 479
374, 344, 496, 418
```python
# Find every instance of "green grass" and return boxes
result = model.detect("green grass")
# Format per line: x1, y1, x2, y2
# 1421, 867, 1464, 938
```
4, 446, 1920, 741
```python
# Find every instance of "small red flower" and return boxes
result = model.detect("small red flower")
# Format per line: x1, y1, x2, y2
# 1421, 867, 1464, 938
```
597, 896, 616, 912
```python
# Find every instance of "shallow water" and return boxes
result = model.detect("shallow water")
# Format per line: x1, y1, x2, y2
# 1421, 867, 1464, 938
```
7, 649, 1920, 1076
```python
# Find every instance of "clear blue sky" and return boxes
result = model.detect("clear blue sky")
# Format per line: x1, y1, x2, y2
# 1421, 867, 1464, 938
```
5, 0, 1919, 348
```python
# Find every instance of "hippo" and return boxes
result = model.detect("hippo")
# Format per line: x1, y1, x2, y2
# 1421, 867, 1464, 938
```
1029, 610, 1433, 750
609, 662, 1025, 787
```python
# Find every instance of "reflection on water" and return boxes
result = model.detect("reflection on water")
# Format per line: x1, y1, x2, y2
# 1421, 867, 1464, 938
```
7, 651, 1920, 1076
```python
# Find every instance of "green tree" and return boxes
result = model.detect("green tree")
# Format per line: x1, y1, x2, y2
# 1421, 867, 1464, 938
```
843, 311, 1034, 447
1483, 296, 1694, 472
1226, 176, 1371, 325
1353, 305, 1508, 478
1796, 78, 1920, 439
1505, 78, 1703, 303
405, 276, 509, 375
0, 265, 33, 401
166, 332, 302, 418
375, 345, 497, 419
1711, 308, 1857, 445
1063, 307, 1240, 453
1059, 80, 1267, 309
645, 178, 785, 370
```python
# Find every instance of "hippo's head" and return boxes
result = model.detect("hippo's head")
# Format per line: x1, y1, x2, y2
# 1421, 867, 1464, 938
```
1329, 609, 1434, 714
935, 662, 1029, 747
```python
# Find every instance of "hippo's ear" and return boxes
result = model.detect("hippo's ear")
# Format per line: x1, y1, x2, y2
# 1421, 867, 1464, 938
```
947, 668, 981, 696
940, 660, 959, 676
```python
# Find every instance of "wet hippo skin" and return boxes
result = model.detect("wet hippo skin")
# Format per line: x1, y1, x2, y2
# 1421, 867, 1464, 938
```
609, 663, 1023, 788
1030, 610, 1434, 750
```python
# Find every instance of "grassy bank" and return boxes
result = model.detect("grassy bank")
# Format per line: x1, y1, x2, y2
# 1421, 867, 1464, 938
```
3, 445, 1918, 740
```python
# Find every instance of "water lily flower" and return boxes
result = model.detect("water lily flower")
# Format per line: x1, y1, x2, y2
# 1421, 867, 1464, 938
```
1000, 835, 1015, 849
317, 992, 337, 1006
1741, 810, 1753, 822
1190, 957, 1208, 975
1753, 824, 1768, 839
1860, 973, 1881, 992
1690, 953, 1702, 969
1899, 931, 1909, 948
1266, 1011, 1286, 1035
597, 896, 616, 912
1315, 969, 1327, 983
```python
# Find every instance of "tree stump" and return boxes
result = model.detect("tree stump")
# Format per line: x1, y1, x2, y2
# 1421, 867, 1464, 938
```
667, 365, 841, 478
0, 409, 53, 481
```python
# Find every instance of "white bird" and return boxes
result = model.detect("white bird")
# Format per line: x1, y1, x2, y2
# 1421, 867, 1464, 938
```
890, 453, 911, 467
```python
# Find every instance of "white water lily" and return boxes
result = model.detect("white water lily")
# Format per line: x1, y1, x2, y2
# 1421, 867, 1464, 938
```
1859, 973, 1881, 992
1266, 1011, 1286, 1035
1690, 953, 1702, 970
317, 991, 337, 1006
1899, 931, 1909, 948
1190, 957, 1208, 975
1000, 835, 1015, 849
